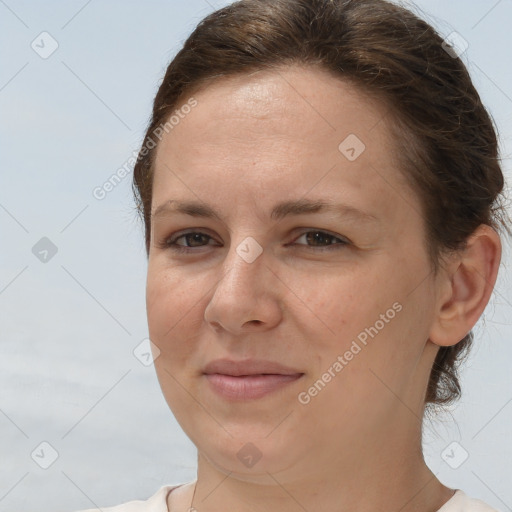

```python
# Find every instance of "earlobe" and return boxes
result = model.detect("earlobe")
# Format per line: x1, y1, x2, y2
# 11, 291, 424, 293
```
428, 224, 502, 348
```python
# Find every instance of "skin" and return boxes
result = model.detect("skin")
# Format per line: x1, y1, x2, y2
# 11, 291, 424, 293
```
144, 65, 502, 512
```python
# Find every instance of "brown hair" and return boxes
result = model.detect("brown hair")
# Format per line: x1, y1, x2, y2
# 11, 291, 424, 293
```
132, 0, 511, 408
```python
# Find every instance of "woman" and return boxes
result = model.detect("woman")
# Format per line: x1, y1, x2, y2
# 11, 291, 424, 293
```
78, 0, 509, 510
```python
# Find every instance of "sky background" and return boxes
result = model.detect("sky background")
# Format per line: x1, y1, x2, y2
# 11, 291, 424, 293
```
1, 1, 512, 511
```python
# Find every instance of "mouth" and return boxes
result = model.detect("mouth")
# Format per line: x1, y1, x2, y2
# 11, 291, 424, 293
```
204, 373, 304, 400
202, 357, 302, 376
202, 358, 304, 400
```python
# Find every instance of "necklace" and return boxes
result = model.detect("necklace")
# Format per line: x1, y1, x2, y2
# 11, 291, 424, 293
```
188, 480, 197, 511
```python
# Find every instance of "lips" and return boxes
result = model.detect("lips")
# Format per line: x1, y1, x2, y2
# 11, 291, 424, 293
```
202, 358, 304, 400
202, 358, 303, 377
204, 373, 302, 400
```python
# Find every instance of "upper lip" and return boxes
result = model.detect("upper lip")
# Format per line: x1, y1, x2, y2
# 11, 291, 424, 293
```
203, 358, 303, 376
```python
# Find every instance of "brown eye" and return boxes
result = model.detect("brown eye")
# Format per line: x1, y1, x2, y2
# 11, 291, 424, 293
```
157, 231, 220, 253
174, 232, 211, 247
293, 230, 349, 249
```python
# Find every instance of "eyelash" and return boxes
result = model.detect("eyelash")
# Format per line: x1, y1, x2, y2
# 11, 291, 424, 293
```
157, 229, 349, 254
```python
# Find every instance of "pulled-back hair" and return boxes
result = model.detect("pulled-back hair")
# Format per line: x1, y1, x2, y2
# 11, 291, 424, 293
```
132, 0, 511, 408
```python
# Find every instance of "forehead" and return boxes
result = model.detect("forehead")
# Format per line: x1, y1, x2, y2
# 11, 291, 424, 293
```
157, 65, 391, 151
152, 65, 414, 224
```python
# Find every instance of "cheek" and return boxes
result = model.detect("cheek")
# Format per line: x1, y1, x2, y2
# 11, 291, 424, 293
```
332, 259, 434, 381
296, 268, 386, 342
145, 265, 202, 348
304, 258, 418, 360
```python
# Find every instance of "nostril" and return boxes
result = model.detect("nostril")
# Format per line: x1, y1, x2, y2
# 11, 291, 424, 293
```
249, 319, 262, 325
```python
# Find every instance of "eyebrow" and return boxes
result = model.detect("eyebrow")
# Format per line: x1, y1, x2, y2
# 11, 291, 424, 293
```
152, 198, 378, 224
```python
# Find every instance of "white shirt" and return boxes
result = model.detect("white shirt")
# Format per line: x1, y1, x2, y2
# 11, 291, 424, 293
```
75, 485, 500, 512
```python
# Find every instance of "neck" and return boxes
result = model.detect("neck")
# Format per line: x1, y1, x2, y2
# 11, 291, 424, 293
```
188, 422, 453, 512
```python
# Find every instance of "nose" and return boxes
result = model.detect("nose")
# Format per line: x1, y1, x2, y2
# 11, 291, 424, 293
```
204, 239, 282, 335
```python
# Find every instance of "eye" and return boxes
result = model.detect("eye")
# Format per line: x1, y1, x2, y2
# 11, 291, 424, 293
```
156, 229, 349, 254
156, 230, 219, 253
291, 230, 349, 250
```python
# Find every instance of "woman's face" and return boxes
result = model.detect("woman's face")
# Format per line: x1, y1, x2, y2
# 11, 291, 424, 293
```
146, 65, 441, 480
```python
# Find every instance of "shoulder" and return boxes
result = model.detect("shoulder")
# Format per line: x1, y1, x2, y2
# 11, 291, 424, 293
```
73, 484, 181, 512
438, 489, 500, 512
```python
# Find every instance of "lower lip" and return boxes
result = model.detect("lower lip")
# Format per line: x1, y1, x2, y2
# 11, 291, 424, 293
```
204, 373, 303, 400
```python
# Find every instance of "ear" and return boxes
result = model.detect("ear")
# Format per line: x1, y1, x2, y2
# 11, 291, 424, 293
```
429, 224, 502, 347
